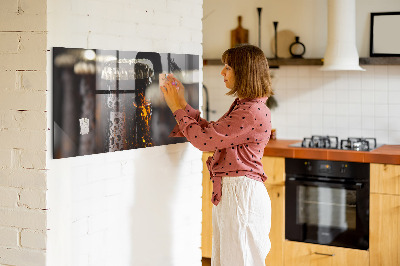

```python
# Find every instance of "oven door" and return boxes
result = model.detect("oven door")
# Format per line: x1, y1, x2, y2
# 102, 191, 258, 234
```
285, 177, 369, 250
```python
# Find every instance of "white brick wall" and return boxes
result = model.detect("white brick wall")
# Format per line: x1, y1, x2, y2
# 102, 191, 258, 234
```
0, 0, 48, 265
46, 1, 203, 266
2, 0, 203, 264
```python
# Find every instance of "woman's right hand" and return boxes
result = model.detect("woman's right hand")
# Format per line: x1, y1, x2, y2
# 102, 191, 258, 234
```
168, 75, 187, 108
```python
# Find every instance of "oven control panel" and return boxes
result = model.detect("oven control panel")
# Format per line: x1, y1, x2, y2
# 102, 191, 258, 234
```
286, 158, 369, 180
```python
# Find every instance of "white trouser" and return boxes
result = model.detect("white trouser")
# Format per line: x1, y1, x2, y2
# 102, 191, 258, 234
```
212, 176, 271, 266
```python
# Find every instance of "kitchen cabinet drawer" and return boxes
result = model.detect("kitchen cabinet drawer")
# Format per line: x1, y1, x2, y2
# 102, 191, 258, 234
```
262, 156, 285, 185
284, 241, 369, 266
370, 193, 400, 266
370, 163, 400, 195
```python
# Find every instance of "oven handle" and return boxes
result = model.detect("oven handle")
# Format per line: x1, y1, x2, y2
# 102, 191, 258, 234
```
286, 177, 364, 189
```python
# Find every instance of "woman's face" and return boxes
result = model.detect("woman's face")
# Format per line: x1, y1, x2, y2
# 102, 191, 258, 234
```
220, 64, 235, 89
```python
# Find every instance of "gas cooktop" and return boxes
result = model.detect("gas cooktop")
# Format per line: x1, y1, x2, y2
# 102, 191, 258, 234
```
289, 135, 383, 151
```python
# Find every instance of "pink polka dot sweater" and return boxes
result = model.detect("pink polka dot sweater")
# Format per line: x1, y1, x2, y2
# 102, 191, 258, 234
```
169, 97, 272, 206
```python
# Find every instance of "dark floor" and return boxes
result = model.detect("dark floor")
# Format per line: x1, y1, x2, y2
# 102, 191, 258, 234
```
202, 257, 211, 266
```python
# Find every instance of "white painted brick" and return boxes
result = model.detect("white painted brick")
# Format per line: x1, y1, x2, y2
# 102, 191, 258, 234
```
87, 211, 109, 233
0, 71, 16, 91
0, 0, 18, 13
151, 11, 180, 27
10, 148, 22, 170
0, 129, 46, 150
129, 0, 167, 14
87, 164, 108, 183
0, 227, 19, 247
19, 189, 46, 209
135, 24, 170, 41
0, 149, 11, 169
0, 208, 46, 230
91, 19, 128, 37
166, 0, 192, 14
0, 247, 45, 266
105, 178, 123, 196
180, 16, 202, 30
0, 169, 47, 189
0, 32, 20, 54
20, 150, 46, 170
71, 218, 88, 237
0, 187, 19, 208
20, 229, 46, 250
189, 3, 203, 19
16, 70, 47, 91
0, 90, 46, 111
0, 110, 47, 131
20, 0, 47, 14
120, 37, 153, 53
191, 31, 203, 44
87, 33, 124, 51
0, 13, 46, 33
0, 32, 47, 71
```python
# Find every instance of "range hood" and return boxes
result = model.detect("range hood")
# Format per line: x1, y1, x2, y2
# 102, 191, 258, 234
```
320, 0, 365, 71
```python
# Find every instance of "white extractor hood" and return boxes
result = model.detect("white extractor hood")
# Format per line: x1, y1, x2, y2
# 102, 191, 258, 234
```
320, 0, 365, 71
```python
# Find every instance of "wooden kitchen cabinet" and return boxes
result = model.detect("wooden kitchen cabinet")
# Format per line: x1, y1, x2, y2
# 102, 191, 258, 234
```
261, 156, 285, 186
262, 156, 285, 266
370, 163, 400, 195
264, 184, 285, 266
201, 154, 286, 265
284, 241, 369, 266
370, 193, 400, 266
370, 163, 400, 266
202, 152, 213, 258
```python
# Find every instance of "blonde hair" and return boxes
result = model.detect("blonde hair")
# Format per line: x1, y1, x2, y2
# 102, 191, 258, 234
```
221, 44, 273, 99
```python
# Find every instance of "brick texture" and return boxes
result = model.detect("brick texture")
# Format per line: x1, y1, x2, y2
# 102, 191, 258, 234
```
0, 0, 47, 265
21, 229, 46, 249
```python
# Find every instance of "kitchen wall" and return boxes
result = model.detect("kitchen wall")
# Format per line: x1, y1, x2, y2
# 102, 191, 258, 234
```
203, 0, 400, 144
203, 0, 400, 58
46, 0, 203, 265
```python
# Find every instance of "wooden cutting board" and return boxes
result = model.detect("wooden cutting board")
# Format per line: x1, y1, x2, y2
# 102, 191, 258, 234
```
231, 16, 249, 48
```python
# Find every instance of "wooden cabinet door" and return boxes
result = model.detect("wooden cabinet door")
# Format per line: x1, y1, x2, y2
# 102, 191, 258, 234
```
370, 163, 400, 195
262, 156, 285, 186
202, 152, 213, 258
284, 241, 369, 266
265, 184, 285, 266
370, 193, 400, 266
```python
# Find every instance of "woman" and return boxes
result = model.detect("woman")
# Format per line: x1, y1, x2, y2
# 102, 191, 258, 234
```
161, 44, 273, 266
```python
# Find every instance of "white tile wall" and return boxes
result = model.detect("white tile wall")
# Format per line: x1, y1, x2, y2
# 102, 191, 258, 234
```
203, 65, 400, 145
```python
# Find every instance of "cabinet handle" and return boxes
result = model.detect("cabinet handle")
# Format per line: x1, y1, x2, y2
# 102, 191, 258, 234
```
314, 252, 335, 257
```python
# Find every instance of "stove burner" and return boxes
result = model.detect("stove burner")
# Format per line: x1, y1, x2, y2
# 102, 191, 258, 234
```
301, 135, 339, 149
295, 136, 378, 151
340, 137, 377, 151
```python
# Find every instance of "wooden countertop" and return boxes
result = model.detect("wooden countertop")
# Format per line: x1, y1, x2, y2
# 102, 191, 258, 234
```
263, 139, 400, 165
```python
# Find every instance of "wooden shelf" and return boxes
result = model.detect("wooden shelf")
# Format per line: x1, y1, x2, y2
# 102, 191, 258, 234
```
203, 57, 400, 67
203, 58, 323, 67
268, 58, 322, 67
359, 57, 400, 65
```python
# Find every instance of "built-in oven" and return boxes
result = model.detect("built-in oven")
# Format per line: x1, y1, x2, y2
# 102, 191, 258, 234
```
285, 158, 369, 250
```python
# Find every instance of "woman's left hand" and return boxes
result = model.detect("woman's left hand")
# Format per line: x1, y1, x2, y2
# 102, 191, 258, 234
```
160, 76, 184, 113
